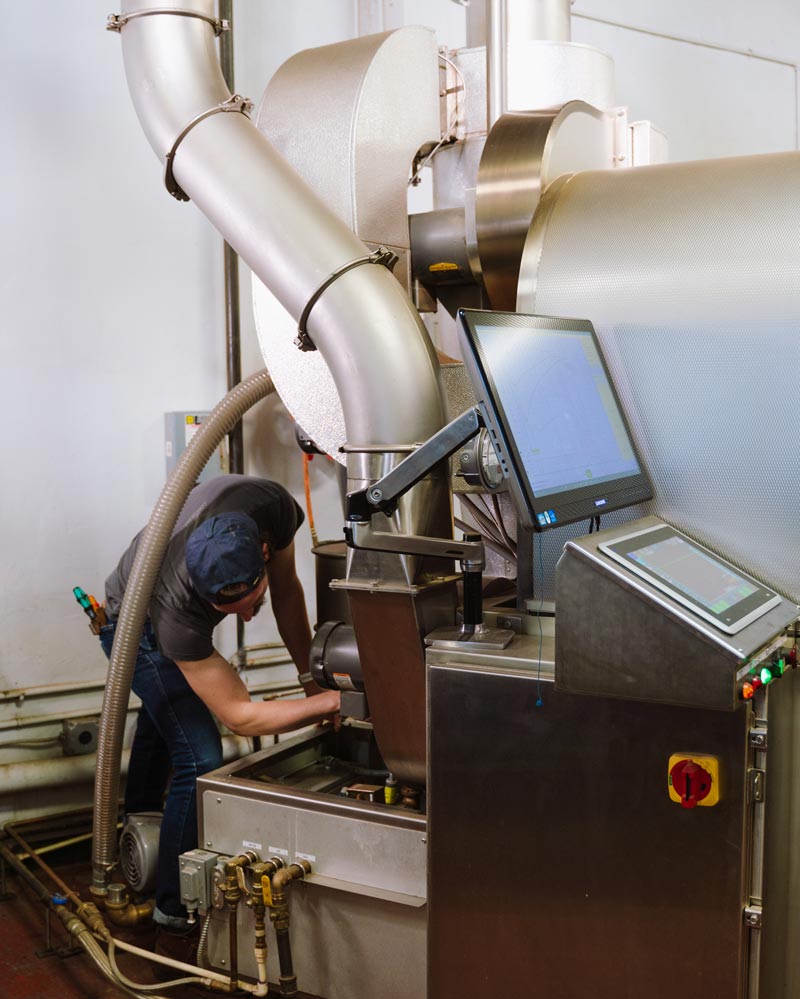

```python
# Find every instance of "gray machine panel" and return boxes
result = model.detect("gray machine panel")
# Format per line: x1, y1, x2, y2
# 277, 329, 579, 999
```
428, 651, 754, 999
197, 740, 428, 999
556, 516, 798, 710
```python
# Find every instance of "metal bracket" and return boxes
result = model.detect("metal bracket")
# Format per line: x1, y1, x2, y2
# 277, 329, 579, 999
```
749, 726, 768, 751
294, 247, 399, 352
346, 520, 484, 567
346, 407, 483, 523
107, 9, 229, 35
164, 94, 254, 202
747, 768, 766, 803
744, 904, 763, 929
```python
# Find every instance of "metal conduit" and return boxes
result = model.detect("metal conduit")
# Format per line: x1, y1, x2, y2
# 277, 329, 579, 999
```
92, 370, 275, 892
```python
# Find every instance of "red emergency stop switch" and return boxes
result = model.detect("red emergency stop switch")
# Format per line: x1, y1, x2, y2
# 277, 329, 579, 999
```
668, 755, 720, 809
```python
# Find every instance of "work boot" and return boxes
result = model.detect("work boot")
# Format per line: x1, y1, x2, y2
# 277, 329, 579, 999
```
153, 922, 201, 980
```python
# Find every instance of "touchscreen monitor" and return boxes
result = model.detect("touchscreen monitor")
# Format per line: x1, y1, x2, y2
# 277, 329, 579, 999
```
599, 524, 782, 634
458, 309, 652, 530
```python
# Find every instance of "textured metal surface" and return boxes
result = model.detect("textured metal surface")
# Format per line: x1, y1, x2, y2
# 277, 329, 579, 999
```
556, 516, 798, 710
760, 669, 800, 999
198, 752, 426, 999
428, 653, 753, 999
507, 39, 615, 111
476, 103, 612, 310
518, 151, 800, 606
201, 790, 426, 898
205, 878, 426, 999
252, 27, 441, 462
410, 208, 474, 285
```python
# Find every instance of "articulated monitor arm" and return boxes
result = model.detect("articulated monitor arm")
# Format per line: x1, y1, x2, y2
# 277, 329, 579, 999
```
344, 408, 513, 649
345, 406, 485, 566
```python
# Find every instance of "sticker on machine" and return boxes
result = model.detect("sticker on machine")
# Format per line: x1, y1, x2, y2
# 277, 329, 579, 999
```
268, 846, 290, 858
295, 852, 316, 863
333, 672, 357, 692
242, 840, 262, 851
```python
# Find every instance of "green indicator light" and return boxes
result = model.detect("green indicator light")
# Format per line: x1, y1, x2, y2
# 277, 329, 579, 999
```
777, 659, 786, 675
761, 667, 774, 686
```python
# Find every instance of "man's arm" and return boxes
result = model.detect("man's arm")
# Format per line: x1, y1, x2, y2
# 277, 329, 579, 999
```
267, 541, 325, 697
175, 651, 339, 737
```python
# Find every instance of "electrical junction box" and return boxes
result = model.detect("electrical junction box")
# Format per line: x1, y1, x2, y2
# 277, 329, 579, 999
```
164, 412, 226, 484
61, 717, 99, 756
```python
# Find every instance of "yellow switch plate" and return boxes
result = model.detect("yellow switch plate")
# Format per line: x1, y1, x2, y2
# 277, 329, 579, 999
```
668, 753, 720, 807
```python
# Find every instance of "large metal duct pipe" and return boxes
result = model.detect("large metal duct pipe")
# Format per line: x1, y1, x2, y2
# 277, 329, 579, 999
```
115, 0, 446, 453
109, 2, 453, 788
469, 0, 572, 47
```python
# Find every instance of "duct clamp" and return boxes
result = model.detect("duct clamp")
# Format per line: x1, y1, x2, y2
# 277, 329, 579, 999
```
107, 10, 229, 35
295, 247, 400, 352
163, 94, 254, 202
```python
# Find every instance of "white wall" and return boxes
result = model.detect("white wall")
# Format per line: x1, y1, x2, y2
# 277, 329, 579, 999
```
1, 0, 798, 818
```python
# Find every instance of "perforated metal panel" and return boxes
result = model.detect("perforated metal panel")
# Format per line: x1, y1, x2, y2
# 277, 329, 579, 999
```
518, 151, 800, 604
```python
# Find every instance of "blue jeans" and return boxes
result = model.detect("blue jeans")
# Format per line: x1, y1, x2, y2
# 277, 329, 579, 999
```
99, 619, 222, 929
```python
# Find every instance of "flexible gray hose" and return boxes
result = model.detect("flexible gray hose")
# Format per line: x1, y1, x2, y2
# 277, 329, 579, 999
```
92, 369, 276, 891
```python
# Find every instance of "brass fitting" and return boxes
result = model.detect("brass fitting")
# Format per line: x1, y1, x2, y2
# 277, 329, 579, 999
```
75, 900, 110, 939
269, 861, 311, 931
105, 897, 155, 927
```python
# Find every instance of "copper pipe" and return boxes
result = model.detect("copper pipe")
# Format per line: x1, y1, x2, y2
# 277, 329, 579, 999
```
3, 824, 83, 909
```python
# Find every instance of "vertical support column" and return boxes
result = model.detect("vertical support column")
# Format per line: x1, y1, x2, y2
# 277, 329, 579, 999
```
217, 1, 248, 678
486, 0, 507, 129
516, 522, 533, 610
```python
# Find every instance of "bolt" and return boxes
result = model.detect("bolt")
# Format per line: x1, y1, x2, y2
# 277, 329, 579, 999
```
369, 487, 382, 501
460, 452, 469, 464
501, 619, 512, 628
206, 841, 213, 848
216, 797, 221, 804
422, 837, 427, 844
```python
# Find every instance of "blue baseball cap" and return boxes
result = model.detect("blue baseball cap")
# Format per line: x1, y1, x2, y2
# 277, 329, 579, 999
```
185, 512, 265, 605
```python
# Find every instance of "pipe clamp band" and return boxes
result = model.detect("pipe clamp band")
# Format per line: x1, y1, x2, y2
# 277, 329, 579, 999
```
164, 95, 254, 202
295, 247, 399, 352
107, 10, 229, 35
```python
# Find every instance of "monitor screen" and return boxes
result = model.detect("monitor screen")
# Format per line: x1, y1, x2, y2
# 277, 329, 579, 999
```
599, 524, 781, 634
458, 309, 652, 530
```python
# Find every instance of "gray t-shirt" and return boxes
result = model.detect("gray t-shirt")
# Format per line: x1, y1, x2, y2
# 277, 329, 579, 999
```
105, 476, 304, 662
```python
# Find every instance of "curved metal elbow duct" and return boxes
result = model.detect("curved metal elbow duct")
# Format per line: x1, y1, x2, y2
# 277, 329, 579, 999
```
109, 2, 453, 790
116, 0, 447, 452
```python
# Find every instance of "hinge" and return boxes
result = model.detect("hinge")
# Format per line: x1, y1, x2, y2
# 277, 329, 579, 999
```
747, 768, 766, 803
749, 726, 768, 751
744, 904, 763, 929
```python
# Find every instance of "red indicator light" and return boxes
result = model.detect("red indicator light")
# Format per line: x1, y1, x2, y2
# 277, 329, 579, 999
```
741, 682, 755, 700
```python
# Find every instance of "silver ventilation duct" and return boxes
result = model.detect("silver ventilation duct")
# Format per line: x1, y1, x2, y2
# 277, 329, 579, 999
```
107, 2, 455, 790
116, 0, 447, 454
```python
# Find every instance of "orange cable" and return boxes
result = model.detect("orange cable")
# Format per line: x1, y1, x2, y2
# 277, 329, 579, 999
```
303, 453, 320, 548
